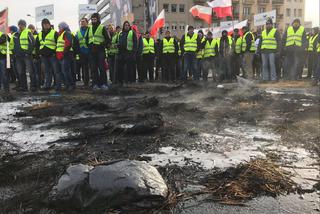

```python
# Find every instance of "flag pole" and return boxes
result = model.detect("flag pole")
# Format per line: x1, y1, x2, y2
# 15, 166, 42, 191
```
5, 8, 10, 69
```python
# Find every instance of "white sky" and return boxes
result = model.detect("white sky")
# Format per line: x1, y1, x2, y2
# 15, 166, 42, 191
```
0, 0, 88, 32
0, 0, 319, 30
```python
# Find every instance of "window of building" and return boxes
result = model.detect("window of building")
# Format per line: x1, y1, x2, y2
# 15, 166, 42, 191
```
258, 8, 266, 13
179, 4, 185, 13
163, 4, 169, 12
179, 22, 185, 31
171, 4, 177, 13
298, 9, 302, 17
171, 22, 177, 30
294, 8, 296, 16
243, 7, 250, 15
286, 8, 291, 17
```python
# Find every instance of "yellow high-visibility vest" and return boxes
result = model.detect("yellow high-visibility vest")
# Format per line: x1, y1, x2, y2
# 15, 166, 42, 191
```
261, 28, 277, 50
242, 31, 256, 52
184, 33, 198, 52
163, 37, 175, 54
286, 26, 305, 47
0, 32, 7, 55
20, 29, 31, 50
203, 39, 217, 58
142, 37, 155, 54
196, 37, 206, 59
38, 29, 57, 50
88, 25, 105, 45
308, 34, 318, 51
235, 37, 242, 54
56, 32, 66, 52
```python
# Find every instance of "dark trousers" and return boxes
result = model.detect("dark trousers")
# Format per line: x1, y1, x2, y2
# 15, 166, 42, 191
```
232, 54, 241, 79
0, 58, 9, 90
42, 56, 59, 89
142, 54, 154, 82
57, 55, 74, 89
16, 55, 36, 90
79, 53, 90, 86
162, 54, 175, 82
89, 51, 108, 86
108, 55, 117, 83
133, 55, 141, 83
307, 52, 317, 78
284, 50, 303, 80
118, 52, 135, 84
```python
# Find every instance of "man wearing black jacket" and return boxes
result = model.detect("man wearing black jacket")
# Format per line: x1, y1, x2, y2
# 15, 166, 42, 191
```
86, 13, 111, 90
160, 30, 179, 82
36, 19, 59, 91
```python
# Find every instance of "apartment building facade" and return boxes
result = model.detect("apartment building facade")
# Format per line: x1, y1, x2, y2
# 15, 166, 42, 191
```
80, 0, 305, 36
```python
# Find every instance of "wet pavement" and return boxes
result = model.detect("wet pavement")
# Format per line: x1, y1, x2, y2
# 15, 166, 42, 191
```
0, 81, 319, 213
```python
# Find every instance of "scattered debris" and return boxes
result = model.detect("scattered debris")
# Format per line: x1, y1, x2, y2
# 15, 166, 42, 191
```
203, 159, 298, 204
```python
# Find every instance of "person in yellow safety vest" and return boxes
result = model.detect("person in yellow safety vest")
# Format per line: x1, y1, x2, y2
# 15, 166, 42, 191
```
195, 30, 206, 81
160, 30, 179, 82
35, 18, 59, 91
86, 13, 111, 90
241, 26, 256, 79
307, 27, 319, 78
0, 31, 10, 92
141, 31, 156, 82
107, 25, 121, 84
117, 21, 137, 86
257, 18, 281, 82
28, 24, 42, 89
202, 31, 219, 81
314, 32, 320, 85
74, 18, 90, 88
232, 28, 242, 79
218, 30, 234, 82
180, 25, 201, 81
14, 19, 36, 92
282, 18, 307, 80
56, 22, 74, 92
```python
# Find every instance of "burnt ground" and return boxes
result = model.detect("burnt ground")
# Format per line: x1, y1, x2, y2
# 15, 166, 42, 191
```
0, 81, 319, 214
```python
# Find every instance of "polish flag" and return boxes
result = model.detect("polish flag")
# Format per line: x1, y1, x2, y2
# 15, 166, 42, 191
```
150, 9, 165, 38
189, 5, 212, 25
207, 0, 233, 18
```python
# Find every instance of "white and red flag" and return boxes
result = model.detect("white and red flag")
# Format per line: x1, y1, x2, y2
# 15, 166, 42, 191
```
150, 9, 165, 38
189, 5, 212, 24
207, 0, 233, 18
0, 8, 9, 33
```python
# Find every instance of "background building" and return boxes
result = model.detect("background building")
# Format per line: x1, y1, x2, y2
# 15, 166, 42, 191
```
80, 0, 305, 36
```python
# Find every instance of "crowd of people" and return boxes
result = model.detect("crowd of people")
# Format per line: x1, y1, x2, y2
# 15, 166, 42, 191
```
0, 13, 319, 94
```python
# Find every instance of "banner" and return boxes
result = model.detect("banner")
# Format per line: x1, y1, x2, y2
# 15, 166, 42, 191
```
220, 20, 239, 28
35, 4, 54, 22
110, 0, 133, 26
0, 8, 8, 33
254, 10, 276, 27
195, 19, 248, 38
79, 4, 97, 15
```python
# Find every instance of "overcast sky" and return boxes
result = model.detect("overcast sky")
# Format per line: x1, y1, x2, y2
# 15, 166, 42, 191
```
0, 0, 319, 31
0, 0, 88, 32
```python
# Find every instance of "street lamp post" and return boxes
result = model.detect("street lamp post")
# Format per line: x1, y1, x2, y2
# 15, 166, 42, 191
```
26, 14, 38, 30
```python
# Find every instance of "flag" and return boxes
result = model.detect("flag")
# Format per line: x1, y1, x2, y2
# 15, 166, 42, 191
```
150, 9, 165, 38
207, 0, 233, 18
0, 8, 8, 33
189, 5, 212, 24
